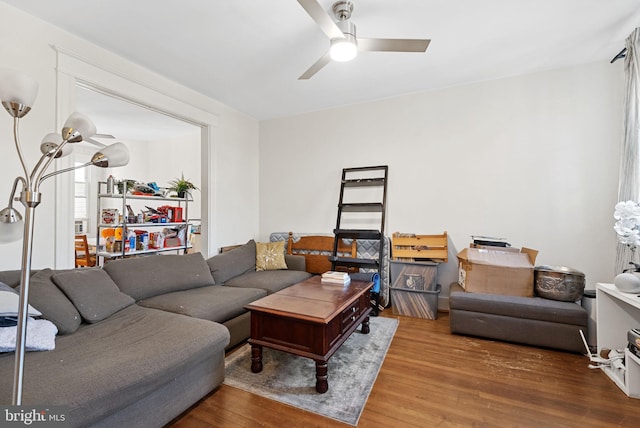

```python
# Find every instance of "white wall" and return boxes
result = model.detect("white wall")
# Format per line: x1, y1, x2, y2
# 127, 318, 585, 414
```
0, 2, 259, 269
259, 61, 623, 296
142, 130, 202, 222
0, 1, 625, 294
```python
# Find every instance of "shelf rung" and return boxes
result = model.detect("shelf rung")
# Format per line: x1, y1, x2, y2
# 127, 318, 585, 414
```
339, 203, 383, 212
330, 256, 379, 267
334, 229, 382, 240
342, 177, 385, 187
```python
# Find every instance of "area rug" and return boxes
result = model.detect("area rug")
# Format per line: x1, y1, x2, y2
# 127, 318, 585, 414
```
224, 316, 398, 426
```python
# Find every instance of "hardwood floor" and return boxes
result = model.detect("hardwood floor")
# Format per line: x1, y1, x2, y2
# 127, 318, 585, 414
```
170, 311, 640, 427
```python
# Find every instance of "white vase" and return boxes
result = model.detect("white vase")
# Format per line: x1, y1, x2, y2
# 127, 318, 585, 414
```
613, 272, 640, 293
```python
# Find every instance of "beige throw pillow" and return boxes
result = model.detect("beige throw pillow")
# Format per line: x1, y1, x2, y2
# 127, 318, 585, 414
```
256, 241, 288, 271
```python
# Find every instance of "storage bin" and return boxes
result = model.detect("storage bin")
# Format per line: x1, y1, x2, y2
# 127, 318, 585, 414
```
390, 260, 438, 291
391, 284, 440, 319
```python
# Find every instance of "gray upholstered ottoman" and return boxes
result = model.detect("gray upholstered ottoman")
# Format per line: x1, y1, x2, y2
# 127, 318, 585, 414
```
449, 283, 588, 353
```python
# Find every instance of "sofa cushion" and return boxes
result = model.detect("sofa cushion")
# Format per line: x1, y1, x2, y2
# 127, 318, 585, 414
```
225, 270, 312, 294
207, 239, 256, 283
0, 304, 229, 426
449, 288, 587, 326
53, 268, 135, 323
103, 253, 215, 300
17, 269, 81, 335
284, 254, 305, 271
0, 270, 24, 288
139, 284, 267, 323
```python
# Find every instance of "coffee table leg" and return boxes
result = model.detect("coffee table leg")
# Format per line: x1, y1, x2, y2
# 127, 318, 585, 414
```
315, 361, 328, 393
361, 315, 370, 334
251, 344, 263, 373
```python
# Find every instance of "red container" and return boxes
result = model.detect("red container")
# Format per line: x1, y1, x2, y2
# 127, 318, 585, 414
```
173, 207, 183, 222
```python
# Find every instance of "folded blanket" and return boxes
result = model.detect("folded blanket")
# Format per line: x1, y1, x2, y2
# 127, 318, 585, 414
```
0, 317, 58, 352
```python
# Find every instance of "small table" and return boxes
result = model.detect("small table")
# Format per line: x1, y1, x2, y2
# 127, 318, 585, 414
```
245, 276, 373, 393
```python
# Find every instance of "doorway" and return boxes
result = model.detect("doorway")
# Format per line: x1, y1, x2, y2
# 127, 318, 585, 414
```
73, 85, 202, 242
53, 47, 217, 268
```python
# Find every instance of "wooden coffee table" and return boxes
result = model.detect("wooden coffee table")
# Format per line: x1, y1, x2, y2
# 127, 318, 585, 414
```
245, 275, 373, 393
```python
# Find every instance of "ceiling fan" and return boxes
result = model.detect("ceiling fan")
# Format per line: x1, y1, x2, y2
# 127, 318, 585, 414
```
85, 133, 115, 147
297, 0, 431, 79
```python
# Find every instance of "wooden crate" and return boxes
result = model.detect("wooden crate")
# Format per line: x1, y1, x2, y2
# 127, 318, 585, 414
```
392, 231, 448, 262
391, 285, 440, 319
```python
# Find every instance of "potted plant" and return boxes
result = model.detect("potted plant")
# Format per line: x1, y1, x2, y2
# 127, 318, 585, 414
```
116, 179, 135, 195
167, 173, 199, 198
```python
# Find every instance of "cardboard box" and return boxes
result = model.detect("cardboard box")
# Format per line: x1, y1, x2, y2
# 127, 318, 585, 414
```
457, 247, 538, 297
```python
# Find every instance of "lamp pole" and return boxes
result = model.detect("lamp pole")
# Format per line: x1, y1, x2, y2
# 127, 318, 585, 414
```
0, 69, 130, 406
12, 194, 39, 405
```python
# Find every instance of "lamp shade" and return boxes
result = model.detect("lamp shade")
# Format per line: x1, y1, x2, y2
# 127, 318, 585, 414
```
0, 69, 39, 106
330, 36, 358, 62
0, 69, 39, 118
91, 142, 129, 168
40, 133, 73, 158
0, 207, 23, 244
62, 112, 97, 143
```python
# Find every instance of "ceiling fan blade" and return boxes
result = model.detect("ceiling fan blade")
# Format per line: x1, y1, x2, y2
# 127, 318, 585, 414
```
358, 38, 431, 53
299, 51, 332, 80
94, 133, 115, 139
85, 137, 106, 147
297, 0, 345, 40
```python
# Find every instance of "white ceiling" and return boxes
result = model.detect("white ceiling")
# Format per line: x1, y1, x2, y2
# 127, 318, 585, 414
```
4, 0, 640, 121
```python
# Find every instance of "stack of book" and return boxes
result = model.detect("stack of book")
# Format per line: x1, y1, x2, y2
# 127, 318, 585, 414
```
321, 271, 351, 285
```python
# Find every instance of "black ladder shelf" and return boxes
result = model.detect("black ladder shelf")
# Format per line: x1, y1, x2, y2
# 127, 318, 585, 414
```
330, 165, 388, 315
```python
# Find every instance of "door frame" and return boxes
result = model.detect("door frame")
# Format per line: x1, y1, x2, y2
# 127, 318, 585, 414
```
52, 45, 218, 267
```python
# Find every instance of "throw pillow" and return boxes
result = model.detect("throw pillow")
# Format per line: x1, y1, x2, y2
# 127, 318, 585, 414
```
17, 269, 81, 335
0, 281, 41, 317
256, 241, 288, 271
52, 268, 134, 323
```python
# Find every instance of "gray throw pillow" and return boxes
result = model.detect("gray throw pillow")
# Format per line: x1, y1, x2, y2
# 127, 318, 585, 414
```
17, 269, 81, 335
52, 268, 134, 323
102, 253, 215, 300
206, 239, 256, 283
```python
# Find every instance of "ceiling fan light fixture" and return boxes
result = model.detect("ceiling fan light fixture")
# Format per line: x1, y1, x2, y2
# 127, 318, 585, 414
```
330, 35, 358, 62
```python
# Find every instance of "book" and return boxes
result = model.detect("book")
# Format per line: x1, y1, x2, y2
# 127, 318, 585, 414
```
322, 271, 349, 280
321, 277, 351, 285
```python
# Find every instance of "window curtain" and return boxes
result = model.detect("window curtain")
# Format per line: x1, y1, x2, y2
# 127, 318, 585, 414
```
616, 27, 640, 274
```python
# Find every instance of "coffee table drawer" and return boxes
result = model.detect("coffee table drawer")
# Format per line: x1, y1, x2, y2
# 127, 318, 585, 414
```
341, 293, 368, 332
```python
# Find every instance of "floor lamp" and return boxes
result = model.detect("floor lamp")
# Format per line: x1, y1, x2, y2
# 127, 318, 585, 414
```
0, 69, 130, 405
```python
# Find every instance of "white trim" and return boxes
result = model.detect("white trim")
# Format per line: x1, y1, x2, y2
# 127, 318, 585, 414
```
53, 68, 77, 268
52, 46, 217, 267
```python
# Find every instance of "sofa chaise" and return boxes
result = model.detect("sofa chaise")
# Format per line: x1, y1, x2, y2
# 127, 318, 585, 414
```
0, 239, 311, 427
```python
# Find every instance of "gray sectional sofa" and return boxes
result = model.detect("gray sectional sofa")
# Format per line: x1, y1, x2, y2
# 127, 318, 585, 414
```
0, 239, 311, 427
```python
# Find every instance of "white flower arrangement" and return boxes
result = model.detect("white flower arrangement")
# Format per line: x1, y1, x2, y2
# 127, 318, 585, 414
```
614, 200, 640, 250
